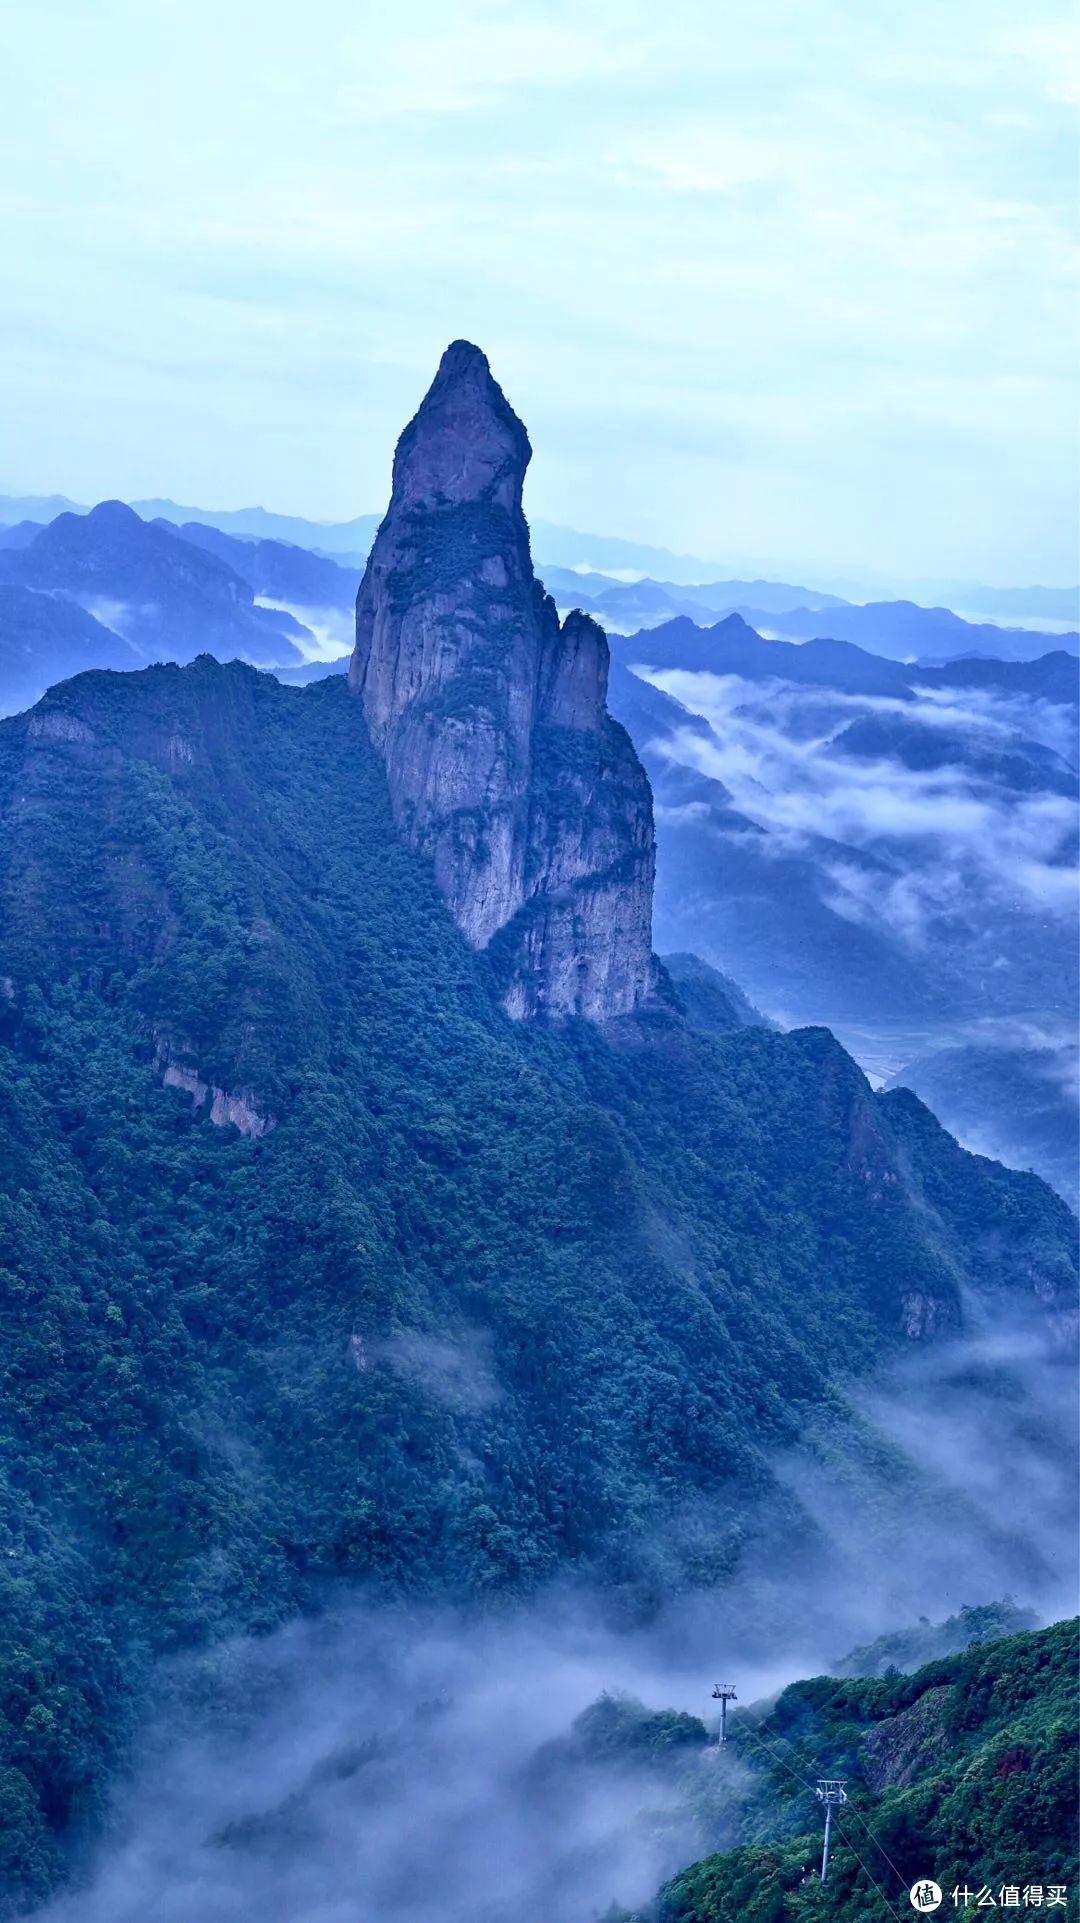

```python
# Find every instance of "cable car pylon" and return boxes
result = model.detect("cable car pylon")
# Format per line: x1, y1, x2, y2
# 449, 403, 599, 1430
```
711, 1682, 737, 1745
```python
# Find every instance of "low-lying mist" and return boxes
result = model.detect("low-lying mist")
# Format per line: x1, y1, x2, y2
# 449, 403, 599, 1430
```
642, 667, 1078, 943
39, 1317, 1077, 1923
39, 1602, 765, 1923
255, 598, 354, 664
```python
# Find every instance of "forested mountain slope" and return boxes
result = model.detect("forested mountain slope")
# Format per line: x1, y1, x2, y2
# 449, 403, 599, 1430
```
0, 658, 1074, 1908
645, 1619, 1079, 1923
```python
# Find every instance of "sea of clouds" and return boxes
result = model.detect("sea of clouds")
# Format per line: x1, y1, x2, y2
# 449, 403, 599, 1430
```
640, 667, 1078, 950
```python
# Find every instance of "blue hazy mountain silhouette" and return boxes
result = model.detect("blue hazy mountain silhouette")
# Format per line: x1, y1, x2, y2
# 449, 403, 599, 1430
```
0, 502, 310, 699
724, 598, 1078, 663
169, 521, 361, 610
0, 586, 141, 714
2, 493, 1075, 624
613, 612, 1080, 700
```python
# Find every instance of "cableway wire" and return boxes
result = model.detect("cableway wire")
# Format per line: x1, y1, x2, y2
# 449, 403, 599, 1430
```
733, 1707, 911, 1888
728, 1716, 907, 1922
842, 1796, 910, 1887
830, 1812, 908, 1923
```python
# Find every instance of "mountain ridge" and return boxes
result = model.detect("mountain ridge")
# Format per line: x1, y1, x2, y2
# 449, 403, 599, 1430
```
616, 612, 1080, 686
0, 347, 1076, 1915
0, 649, 1074, 1908
3, 495, 1074, 625
0, 501, 309, 674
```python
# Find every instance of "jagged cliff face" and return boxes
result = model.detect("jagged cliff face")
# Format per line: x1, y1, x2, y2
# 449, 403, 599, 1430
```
349, 340, 658, 1021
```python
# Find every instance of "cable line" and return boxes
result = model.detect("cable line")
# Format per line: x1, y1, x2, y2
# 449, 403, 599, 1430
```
735, 1715, 909, 1889
731, 1718, 817, 1796
732, 1717, 812, 1785
843, 1795, 909, 1887
831, 1813, 908, 1923
731, 1715, 909, 1914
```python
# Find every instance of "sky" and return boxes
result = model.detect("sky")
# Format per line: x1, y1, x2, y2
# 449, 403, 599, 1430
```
1, 0, 1077, 585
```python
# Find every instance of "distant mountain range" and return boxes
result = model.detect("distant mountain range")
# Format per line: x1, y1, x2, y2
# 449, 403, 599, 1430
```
0, 585, 142, 714
540, 572, 1079, 661
0, 493, 382, 558
2, 493, 1076, 624
0, 503, 316, 711
594, 597, 1077, 661
935, 581, 1080, 622
720, 598, 1079, 663
165, 520, 361, 612
612, 611, 1080, 698
539, 565, 847, 625
0, 497, 730, 581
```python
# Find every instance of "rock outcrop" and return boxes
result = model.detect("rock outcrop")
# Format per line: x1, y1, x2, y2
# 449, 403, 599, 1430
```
349, 340, 658, 1021
160, 1053, 274, 1139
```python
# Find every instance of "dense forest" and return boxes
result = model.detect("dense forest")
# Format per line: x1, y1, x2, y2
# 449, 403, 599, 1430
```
0, 659, 1074, 1910
642, 1619, 1079, 1923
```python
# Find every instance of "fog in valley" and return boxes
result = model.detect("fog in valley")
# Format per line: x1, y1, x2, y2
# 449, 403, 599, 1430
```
642, 668, 1077, 950
40, 1315, 1077, 1923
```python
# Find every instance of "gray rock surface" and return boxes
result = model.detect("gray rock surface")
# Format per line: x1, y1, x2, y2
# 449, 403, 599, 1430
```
350, 341, 658, 1021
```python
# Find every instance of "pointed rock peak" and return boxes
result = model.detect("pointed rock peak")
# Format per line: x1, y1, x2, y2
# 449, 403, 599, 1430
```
351, 344, 659, 1025
541, 608, 611, 727
391, 340, 532, 513
433, 338, 494, 385
560, 606, 608, 648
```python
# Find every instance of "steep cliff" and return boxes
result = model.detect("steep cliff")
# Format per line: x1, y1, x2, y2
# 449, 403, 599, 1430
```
349, 340, 658, 1021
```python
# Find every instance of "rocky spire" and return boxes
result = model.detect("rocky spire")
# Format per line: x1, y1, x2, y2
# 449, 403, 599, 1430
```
349, 341, 658, 1022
